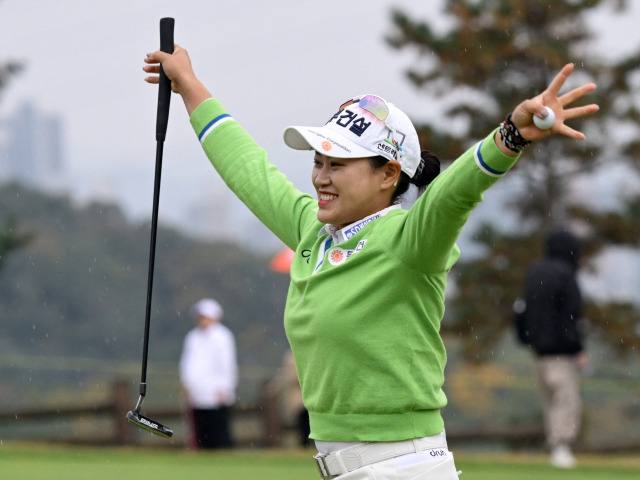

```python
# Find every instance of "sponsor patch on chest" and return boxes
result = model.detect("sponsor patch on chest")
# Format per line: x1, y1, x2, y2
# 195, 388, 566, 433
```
327, 240, 367, 266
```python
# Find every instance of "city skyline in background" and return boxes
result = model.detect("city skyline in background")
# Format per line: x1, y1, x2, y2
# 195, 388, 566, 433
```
0, 102, 65, 187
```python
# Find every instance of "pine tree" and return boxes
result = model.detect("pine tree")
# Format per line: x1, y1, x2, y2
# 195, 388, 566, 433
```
0, 0, 29, 271
387, 0, 640, 360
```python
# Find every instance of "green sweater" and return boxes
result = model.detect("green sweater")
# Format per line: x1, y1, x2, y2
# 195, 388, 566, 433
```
190, 98, 519, 442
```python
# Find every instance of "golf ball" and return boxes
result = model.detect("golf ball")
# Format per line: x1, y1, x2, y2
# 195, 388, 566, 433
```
533, 106, 555, 130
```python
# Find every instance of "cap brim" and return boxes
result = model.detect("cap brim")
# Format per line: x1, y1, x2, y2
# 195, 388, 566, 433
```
284, 126, 376, 158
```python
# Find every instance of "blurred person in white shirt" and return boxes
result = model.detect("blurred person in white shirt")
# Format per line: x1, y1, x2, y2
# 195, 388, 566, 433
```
180, 298, 237, 449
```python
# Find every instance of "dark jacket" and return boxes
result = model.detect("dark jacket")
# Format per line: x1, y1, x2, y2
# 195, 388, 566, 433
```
516, 230, 584, 356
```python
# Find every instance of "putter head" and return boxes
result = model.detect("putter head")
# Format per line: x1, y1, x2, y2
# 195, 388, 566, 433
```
126, 410, 173, 438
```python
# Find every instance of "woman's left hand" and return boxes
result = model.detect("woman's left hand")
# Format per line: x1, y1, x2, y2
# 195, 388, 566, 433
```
511, 63, 599, 141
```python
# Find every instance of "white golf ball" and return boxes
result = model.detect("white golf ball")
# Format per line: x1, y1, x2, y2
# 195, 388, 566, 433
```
533, 106, 555, 130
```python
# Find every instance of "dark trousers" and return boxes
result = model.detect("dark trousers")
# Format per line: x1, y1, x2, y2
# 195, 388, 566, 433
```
191, 406, 233, 449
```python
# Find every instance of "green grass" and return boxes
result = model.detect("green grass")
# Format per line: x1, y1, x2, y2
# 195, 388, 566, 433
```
1, 443, 639, 480
0, 443, 315, 480
456, 452, 640, 479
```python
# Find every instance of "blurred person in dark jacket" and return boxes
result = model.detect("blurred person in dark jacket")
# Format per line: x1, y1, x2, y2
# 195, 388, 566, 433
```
514, 228, 588, 469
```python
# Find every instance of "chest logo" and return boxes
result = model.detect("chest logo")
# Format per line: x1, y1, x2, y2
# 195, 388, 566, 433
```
327, 240, 367, 266
328, 248, 346, 265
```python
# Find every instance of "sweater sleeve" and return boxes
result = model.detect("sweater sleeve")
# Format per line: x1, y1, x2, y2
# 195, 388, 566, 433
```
189, 98, 319, 250
397, 129, 520, 274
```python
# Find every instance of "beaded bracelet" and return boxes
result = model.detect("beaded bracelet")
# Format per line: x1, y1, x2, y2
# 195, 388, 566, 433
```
499, 114, 531, 153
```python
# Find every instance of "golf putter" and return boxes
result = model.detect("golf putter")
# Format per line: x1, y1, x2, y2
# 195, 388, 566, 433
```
126, 17, 175, 439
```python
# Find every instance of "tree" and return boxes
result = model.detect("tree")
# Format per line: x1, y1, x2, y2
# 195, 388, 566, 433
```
387, 0, 640, 361
0, 60, 21, 101
0, 1, 29, 272
0, 217, 33, 270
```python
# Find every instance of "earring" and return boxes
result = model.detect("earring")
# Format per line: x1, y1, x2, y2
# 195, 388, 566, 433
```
394, 180, 398, 187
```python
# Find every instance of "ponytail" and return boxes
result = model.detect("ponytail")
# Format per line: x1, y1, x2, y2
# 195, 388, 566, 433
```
412, 150, 441, 194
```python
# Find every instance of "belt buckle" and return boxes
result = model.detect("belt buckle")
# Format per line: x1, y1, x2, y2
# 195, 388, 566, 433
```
314, 453, 333, 480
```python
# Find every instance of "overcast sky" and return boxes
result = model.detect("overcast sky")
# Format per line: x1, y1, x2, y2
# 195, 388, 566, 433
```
1, 0, 639, 258
0, 0, 447, 243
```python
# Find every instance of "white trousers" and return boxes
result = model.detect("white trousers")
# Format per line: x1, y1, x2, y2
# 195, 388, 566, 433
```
315, 432, 460, 480
333, 450, 459, 479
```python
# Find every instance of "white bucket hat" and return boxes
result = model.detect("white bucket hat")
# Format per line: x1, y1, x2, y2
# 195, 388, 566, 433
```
283, 94, 421, 178
191, 298, 223, 320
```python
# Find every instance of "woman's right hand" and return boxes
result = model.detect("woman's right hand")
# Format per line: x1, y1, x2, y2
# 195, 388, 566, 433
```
144, 44, 213, 115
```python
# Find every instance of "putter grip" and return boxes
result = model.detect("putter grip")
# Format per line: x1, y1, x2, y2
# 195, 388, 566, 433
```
156, 17, 175, 142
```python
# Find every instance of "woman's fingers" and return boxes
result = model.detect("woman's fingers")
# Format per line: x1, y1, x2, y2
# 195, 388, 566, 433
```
143, 53, 162, 84
559, 82, 597, 107
143, 64, 161, 74
556, 123, 586, 140
544, 63, 575, 98
563, 103, 600, 121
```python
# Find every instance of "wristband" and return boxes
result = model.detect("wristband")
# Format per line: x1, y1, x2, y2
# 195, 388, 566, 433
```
499, 114, 531, 153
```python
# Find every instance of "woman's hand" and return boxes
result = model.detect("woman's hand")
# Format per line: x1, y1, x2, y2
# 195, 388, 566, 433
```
143, 44, 212, 115
512, 63, 599, 141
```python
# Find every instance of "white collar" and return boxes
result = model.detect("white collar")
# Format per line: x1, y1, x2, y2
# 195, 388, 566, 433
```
318, 204, 402, 245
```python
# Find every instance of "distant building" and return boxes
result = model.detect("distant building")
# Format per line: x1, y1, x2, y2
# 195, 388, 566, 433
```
0, 102, 65, 188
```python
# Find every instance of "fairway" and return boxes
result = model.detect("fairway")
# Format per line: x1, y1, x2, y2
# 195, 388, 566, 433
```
0, 443, 316, 480
2, 443, 640, 480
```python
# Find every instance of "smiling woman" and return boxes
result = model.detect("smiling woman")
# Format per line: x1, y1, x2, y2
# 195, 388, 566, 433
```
311, 154, 398, 229
288, 94, 442, 235
144, 41, 598, 479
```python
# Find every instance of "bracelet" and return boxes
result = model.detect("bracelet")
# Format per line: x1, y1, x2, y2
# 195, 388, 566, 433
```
499, 114, 531, 153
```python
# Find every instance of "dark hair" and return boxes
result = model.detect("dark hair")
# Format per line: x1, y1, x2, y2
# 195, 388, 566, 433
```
369, 150, 441, 203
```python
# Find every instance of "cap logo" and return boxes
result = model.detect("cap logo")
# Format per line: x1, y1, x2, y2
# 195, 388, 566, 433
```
321, 140, 332, 152
378, 142, 398, 160
328, 109, 372, 138
385, 138, 402, 151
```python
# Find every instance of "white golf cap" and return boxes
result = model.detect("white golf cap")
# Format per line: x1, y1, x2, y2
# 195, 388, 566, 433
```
283, 94, 421, 178
191, 298, 223, 320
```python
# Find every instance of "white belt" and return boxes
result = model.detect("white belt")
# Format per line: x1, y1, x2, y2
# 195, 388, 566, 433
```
314, 435, 448, 479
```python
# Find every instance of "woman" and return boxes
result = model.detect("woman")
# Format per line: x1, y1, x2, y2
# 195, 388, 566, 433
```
144, 46, 597, 479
